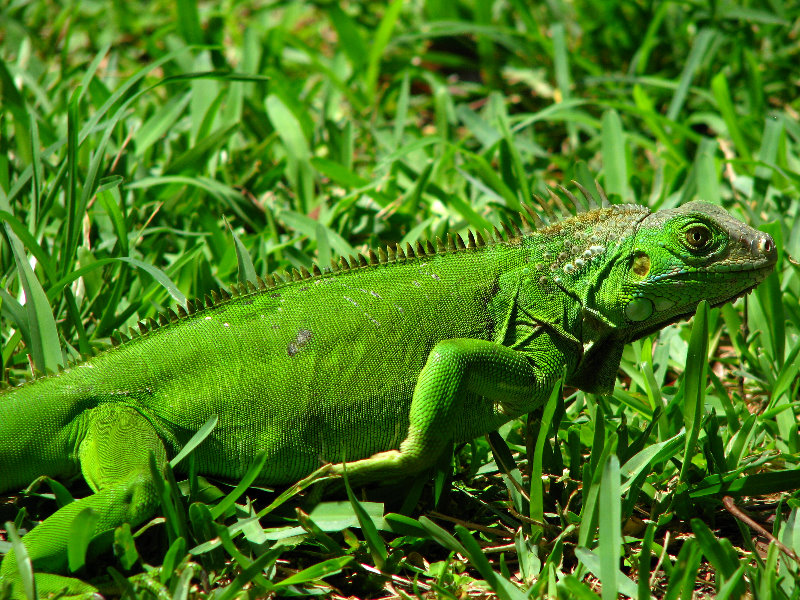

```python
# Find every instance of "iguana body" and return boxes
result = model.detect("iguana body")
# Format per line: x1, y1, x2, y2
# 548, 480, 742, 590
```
0, 191, 777, 597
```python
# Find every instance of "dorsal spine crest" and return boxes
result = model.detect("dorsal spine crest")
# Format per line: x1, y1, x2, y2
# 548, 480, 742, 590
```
57, 181, 623, 360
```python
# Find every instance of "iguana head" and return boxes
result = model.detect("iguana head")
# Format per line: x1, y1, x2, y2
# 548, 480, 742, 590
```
594, 200, 777, 338
540, 200, 777, 393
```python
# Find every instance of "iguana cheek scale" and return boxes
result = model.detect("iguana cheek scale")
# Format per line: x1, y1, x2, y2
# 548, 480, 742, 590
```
0, 186, 777, 597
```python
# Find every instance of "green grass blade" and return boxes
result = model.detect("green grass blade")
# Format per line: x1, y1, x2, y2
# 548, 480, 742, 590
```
418, 515, 467, 555
0, 196, 63, 373
598, 455, 621, 600
577, 428, 616, 551
255, 465, 333, 520
342, 468, 388, 571
27, 114, 42, 227
214, 523, 273, 590
213, 548, 282, 600
711, 73, 751, 161
637, 522, 655, 600
0, 210, 56, 282
170, 414, 218, 468
724, 413, 756, 472
695, 137, 721, 205
393, 71, 411, 146
716, 565, 747, 600
134, 93, 192, 155
666, 28, 716, 121
488, 430, 526, 517
551, 23, 576, 147
574, 547, 638, 598
753, 116, 783, 205
63, 86, 81, 275
5, 521, 37, 600
690, 469, 800, 498
112, 522, 139, 572
601, 109, 627, 201
530, 376, 562, 539
327, 5, 368, 72
690, 518, 744, 596
176, 0, 202, 45
786, 507, 800, 564
0, 57, 32, 167
662, 538, 701, 600
558, 575, 602, 599
621, 431, 684, 506
209, 450, 267, 519
679, 300, 709, 485
226, 219, 257, 285
265, 94, 313, 211
455, 525, 528, 600
275, 556, 354, 587
159, 537, 187, 584
757, 221, 784, 365
94, 181, 129, 257
67, 507, 99, 573
149, 454, 189, 546
278, 209, 356, 258
365, 0, 404, 101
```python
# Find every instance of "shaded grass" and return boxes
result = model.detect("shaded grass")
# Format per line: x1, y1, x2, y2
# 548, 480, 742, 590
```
1, 0, 799, 597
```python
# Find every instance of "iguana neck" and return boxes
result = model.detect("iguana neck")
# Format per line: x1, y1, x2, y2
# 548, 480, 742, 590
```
517, 206, 648, 343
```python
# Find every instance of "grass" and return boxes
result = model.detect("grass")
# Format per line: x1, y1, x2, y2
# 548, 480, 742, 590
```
1, 0, 799, 597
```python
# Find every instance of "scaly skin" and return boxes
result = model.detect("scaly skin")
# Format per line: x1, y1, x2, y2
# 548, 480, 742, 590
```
0, 198, 777, 597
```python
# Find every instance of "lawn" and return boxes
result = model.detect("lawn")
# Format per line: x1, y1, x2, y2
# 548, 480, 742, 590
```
1, 0, 799, 598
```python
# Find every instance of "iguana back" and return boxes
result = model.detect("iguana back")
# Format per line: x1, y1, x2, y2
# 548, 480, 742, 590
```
2, 237, 528, 487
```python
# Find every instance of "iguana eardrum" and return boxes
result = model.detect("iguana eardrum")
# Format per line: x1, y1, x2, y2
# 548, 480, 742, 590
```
0, 185, 777, 597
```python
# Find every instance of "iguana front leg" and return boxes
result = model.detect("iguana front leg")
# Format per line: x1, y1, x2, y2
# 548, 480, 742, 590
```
331, 337, 567, 481
0, 405, 167, 599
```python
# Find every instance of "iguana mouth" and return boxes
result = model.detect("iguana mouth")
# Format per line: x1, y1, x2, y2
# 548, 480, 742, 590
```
709, 275, 771, 307
664, 263, 773, 312
627, 278, 765, 343
650, 260, 776, 284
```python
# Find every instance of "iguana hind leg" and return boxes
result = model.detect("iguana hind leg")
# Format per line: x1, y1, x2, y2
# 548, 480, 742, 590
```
332, 338, 558, 481
0, 405, 167, 598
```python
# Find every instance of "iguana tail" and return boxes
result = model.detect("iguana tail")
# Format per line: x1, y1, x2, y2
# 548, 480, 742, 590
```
0, 371, 169, 597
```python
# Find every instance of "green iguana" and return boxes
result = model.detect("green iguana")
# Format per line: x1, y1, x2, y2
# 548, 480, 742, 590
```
0, 184, 777, 597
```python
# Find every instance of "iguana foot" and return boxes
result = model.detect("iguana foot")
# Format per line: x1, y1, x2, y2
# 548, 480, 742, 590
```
330, 450, 417, 483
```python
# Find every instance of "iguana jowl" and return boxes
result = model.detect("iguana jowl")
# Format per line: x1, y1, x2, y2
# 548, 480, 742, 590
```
0, 187, 777, 597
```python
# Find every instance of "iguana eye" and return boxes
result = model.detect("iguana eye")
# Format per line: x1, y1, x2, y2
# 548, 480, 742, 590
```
684, 225, 712, 251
